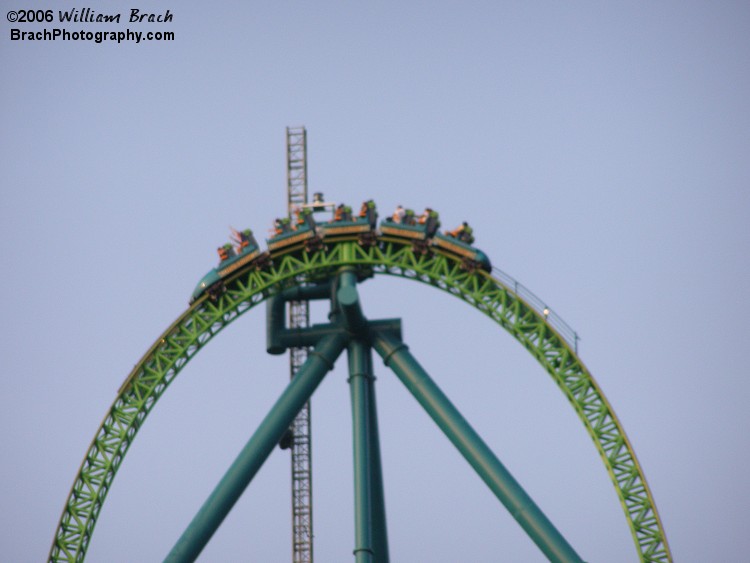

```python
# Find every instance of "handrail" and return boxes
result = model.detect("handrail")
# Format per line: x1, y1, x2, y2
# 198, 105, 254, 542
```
491, 266, 580, 353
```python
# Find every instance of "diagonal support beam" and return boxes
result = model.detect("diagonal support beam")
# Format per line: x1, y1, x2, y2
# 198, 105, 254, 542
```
164, 332, 348, 563
371, 331, 585, 563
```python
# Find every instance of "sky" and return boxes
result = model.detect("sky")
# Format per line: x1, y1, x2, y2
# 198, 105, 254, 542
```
1, 1, 749, 561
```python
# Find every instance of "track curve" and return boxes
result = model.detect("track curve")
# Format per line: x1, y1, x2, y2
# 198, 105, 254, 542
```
49, 238, 671, 563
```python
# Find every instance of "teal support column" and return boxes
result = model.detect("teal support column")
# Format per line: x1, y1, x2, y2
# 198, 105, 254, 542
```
164, 333, 348, 563
372, 331, 585, 563
337, 270, 368, 334
348, 339, 375, 563
362, 344, 390, 563
266, 282, 332, 354
341, 268, 389, 562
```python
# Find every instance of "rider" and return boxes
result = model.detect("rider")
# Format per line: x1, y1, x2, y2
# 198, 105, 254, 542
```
217, 243, 235, 262
359, 200, 378, 228
233, 228, 258, 251
296, 207, 315, 230
274, 217, 292, 235
402, 208, 416, 226
418, 208, 441, 237
392, 205, 405, 224
334, 204, 345, 222
447, 221, 474, 244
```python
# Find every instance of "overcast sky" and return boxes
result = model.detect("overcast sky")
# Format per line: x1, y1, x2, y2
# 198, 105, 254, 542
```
2, 1, 749, 561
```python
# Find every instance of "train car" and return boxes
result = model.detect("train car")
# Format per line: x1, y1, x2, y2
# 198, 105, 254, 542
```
380, 208, 439, 241
379, 209, 439, 255
320, 218, 372, 238
432, 232, 492, 272
190, 230, 263, 303
266, 223, 318, 254
318, 200, 378, 244
379, 220, 428, 241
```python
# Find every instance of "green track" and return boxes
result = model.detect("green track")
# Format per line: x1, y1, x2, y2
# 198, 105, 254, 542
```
49, 238, 672, 562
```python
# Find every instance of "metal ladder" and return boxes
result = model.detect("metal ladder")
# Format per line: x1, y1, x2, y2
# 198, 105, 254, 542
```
286, 126, 314, 563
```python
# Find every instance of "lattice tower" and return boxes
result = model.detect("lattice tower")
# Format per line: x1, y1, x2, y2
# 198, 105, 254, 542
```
286, 126, 313, 563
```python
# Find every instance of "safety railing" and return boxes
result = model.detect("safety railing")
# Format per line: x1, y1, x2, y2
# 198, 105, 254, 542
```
491, 267, 580, 353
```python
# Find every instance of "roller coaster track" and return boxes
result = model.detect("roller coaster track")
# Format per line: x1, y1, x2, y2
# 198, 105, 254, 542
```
49, 238, 672, 562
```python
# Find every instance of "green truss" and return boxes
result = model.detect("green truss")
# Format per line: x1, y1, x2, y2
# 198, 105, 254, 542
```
49, 239, 671, 562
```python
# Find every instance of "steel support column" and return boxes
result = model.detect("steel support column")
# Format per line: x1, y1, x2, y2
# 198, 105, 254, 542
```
165, 333, 347, 563
372, 331, 585, 563
341, 270, 390, 562
363, 347, 389, 563
348, 339, 375, 563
